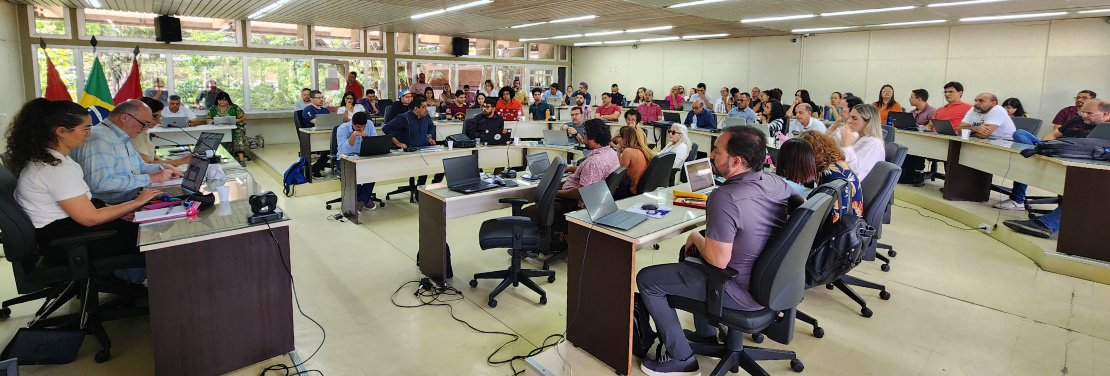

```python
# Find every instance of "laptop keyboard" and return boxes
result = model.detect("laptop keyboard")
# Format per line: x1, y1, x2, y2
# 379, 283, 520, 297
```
158, 185, 191, 197
599, 210, 638, 226
451, 181, 492, 192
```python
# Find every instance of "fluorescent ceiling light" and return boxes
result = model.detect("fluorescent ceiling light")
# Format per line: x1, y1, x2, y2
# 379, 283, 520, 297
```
666, 0, 727, 9
791, 26, 857, 33
640, 36, 680, 42
874, 19, 947, 27
741, 14, 815, 23
551, 34, 583, 39
960, 11, 1067, 22
519, 37, 550, 42
626, 26, 673, 33
446, 0, 491, 11
511, 22, 547, 28
585, 30, 624, 37
1078, 9, 1110, 14
928, 0, 1007, 7
411, 9, 446, 19
604, 40, 638, 44
249, 0, 295, 19
574, 42, 603, 46
821, 6, 916, 17
550, 15, 597, 23
87, 0, 103, 8
682, 33, 729, 39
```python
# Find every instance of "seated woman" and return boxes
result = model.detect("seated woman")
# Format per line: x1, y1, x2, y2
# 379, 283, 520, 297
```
774, 139, 818, 196
495, 86, 523, 121
798, 130, 864, 221
8, 99, 161, 281
337, 91, 367, 123
613, 125, 655, 197
471, 93, 487, 109
132, 97, 190, 167
831, 104, 886, 181
440, 83, 456, 105
424, 87, 440, 110
206, 92, 248, 163
660, 123, 692, 170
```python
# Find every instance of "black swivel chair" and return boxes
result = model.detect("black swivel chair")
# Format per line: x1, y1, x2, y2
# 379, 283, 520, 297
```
1012, 117, 1043, 138
542, 166, 626, 271
876, 143, 908, 266
469, 157, 566, 307
0, 163, 147, 363
830, 161, 900, 317
637, 152, 677, 195
293, 110, 306, 129
325, 125, 384, 212
881, 125, 895, 143
666, 191, 835, 376
673, 143, 700, 185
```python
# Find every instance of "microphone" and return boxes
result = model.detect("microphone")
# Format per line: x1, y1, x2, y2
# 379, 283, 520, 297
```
149, 133, 189, 147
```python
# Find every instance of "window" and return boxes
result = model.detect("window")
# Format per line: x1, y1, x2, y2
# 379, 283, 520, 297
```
178, 16, 239, 45
457, 64, 493, 96
397, 61, 455, 99
80, 9, 157, 41
471, 39, 492, 58
317, 59, 370, 105
173, 54, 244, 111
496, 41, 526, 59
366, 31, 385, 52
248, 21, 306, 49
530, 43, 555, 60
558, 45, 570, 61
416, 34, 451, 56
493, 66, 524, 89
312, 26, 362, 51
36, 47, 77, 100
82, 50, 168, 99
395, 32, 413, 54
529, 69, 556, 93
247, 57, 311, 110
30, 5, 69, 37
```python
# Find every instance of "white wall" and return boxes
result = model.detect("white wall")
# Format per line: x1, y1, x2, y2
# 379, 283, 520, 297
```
571, 18, 1110, 120
0, 2, 27, 151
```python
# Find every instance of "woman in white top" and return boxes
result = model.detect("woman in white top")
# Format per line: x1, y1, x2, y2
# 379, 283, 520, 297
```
480, 80, 495, 98
336, 91, 366, 123
834, 103, 886, 181
660, 123, 692, 169
8, 99, 160, 266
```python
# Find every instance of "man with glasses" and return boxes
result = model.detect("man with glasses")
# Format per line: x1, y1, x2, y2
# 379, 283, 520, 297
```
1052, 90, 1096, 132
930, 81, 973, 129
300, 90, 332, 178
464, 98, 505, 139
386, 91, 414, 123
727, 92, 759, 124
194, 80, 224, 110
71, 99, 182, 204
687, 83, 711, 107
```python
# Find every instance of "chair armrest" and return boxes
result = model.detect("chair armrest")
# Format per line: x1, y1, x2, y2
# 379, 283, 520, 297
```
681, 256, 740, 320
49, 231, 117, 250
495, 216, 533, 226
499, 198, 530, 216
53, 231, 117, 280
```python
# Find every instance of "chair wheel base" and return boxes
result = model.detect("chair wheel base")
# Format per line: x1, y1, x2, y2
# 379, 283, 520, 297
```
751, 333, 764, 343
813, 327, 824, 338
652, 244, 659, 250
825, 284, 834, 290
791, 359, 804, 372
539, 296, 547, 304
547, 275, 556, 283
95, 349, 110, 363
326, 204, 332, 210
469, 280, 478, 288
0, 307, 10, 318
881, 264, 890, 272
488, 299, 497, 308
861, 307, 873, 318
888, 250, 897, 257
879, 291, 891, 300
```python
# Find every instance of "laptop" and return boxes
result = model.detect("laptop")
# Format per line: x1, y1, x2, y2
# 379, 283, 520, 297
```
465, 108, 482, 119
683, 158, 717, 194
163, 116, 188, 128
663, 112, 681, 123
653, 99, 669, 108
481, 128, 513, 145
357, 135, 395, 156
546, 97, 560, 106
314, 113, 344, 128
522, 152, 550, 180
212, 116, 236, 125
681, 101, 693, 110
931, 119, 957, 136
443, 155, 498, 194
543, 130, 570, 146
723, 117, 747, 127
192, 132, 223, 156
579, 180, 648, 231
889, 112, 916, 130
154, 156, 209, 198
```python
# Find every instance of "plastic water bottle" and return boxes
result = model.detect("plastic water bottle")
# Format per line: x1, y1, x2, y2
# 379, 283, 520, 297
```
886, 114, 893, 127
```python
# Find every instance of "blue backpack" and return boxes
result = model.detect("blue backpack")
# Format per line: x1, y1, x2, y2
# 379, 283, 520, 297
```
283, 158, 308, 197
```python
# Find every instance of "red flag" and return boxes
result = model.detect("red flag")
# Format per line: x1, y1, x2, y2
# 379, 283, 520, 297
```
112, 59, 142, 105
43, 53, 72, 101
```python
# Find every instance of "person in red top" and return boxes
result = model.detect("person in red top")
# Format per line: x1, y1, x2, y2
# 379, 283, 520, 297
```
344, 71, 363, 102
929, 81, 973, 130
594, 92, 622, 122
637, 89, 663, 123
1052, 90, 1095, 132
445, 90, 469, 120
494, 86, 522, 121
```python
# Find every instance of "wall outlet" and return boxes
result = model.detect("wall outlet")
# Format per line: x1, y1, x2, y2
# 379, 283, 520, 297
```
978, 223, 992, 234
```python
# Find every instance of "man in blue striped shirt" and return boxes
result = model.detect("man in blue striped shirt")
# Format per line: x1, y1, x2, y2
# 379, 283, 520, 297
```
71, 100, 181, 204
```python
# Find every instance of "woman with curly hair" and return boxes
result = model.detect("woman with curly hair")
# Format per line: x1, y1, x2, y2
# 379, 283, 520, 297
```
495, 86, 523, 121
206, 91, 248, 162
797, 130, 864, 221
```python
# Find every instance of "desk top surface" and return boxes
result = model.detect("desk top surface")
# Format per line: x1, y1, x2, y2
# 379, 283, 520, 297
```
149, 124, 237, 133
565, 183, 707, 245
339, 142, 585, 163
894, 129, 1110, 170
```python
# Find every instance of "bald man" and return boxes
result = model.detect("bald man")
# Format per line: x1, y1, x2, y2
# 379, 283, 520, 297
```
685, 100, 716, 130
957, 93, 1015, 140
71, 99, 183, 204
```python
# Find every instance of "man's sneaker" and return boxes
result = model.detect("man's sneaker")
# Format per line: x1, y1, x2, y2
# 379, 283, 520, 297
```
356, 202, 364, 213
993, 199, 1025, 210
641, 353, 700, 376
683, 329, 718, 345
365, 201, 377, 211
1003, 219, 1053, 239
312, 170, 325, 179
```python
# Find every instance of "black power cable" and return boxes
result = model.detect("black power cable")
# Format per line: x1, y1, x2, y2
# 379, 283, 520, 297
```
260, 220, 327, 376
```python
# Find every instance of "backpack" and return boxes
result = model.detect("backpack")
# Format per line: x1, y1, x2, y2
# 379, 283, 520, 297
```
1020, 137, 1110, 161
805, 213, 874, 287
282, 158, 308, 197
632, 292, 661, 360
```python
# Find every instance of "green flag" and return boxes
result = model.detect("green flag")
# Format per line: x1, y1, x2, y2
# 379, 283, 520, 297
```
78, 56, 114, 110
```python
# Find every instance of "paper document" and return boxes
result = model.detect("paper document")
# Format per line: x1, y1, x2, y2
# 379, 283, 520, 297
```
134, 205, 187, 224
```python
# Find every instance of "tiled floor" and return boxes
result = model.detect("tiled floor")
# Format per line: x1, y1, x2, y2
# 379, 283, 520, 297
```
1, 156, 1106, 375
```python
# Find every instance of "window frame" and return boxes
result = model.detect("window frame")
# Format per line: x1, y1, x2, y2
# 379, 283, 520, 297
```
246, 21, 308, 50
494, 40, 528, 61
310, 25, 364, 53
365, 30, 386, 53
395, 32, 414, 54
527, 42, 557, 61
415, 34, 456, 57
28, 5, 72, 39
77, 10, 242, 47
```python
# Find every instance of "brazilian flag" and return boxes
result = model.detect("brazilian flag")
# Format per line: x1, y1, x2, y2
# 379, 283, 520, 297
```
77, 56, 114, 110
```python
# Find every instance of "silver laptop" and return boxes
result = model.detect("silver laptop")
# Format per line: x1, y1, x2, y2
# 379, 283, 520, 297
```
163, 116, 188, 128
212, 116, 236, 125
546, 97, 560, 106
681, 101, 693, 110
465, 108, 482, 119
543, 130, 570, 146
314, 113, 345, 128
580, 180, 648, 231
683, 158, 716, 194
522, 152, 550, 180
723, 117, 747, 127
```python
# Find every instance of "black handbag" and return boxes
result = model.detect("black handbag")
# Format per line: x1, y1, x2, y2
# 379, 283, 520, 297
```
805, 214, 874, 287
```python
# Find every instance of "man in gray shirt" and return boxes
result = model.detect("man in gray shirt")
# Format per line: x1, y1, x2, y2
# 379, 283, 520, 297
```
194, 80, 224, 110
636, 125, 802, 375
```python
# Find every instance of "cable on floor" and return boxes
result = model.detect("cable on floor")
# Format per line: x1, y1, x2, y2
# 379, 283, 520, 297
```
260, 220, 327, 376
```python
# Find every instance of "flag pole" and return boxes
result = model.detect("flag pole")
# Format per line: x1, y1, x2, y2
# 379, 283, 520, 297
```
90, 35, 97, 54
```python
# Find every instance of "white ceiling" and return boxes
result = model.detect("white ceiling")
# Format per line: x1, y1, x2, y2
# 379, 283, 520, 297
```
11, 0, 1110, 44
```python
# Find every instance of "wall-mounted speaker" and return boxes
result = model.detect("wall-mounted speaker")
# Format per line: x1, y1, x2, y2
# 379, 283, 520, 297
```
155, 15, 182, 43
451, 37, 469, 57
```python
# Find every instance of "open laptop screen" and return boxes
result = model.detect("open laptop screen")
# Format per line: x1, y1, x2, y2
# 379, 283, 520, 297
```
182, 156, 210, 192
684, 158, 715, 193
442, 154, 480, 186
525, 152, 549, 176
579, 180, 619, 222
193, 132, 223, 156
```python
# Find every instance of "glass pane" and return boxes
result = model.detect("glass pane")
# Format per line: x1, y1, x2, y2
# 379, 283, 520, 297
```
32, 5, 67, 35
528, 69, 556, 93
396, 60, 412, 97
416, 34, 449, 55
493, 66, 523, 89
530, 43, 555, 60
412, 62, 454, 100
314, 26, 361, 50
366, 31, 384, 52
83, 9, 156, 39
317, 60, 368, 105
249, 21, 304, 47
36, 48, 77, 100
472, 39, 492, 57
495, 40, 525, 59
395, 32, 413, 54
247, 57, 311, 110
179, 16, 237, 44
365, 59, 387, 97
457, 64, 492, 97
558, 45, 569, 61
81, 51, 168, 100
172, 54, 244, 111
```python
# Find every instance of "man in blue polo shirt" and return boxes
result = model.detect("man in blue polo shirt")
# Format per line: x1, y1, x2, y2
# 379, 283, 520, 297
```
301, 89, 331, 177
383, 95, 440, 188
337, 112, 378, 211
685, 100, 716, 130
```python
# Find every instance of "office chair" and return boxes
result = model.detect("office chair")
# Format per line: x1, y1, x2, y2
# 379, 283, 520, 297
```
829, 161, 899, 317
637, 152, 677, 195
293, 110, 306, 129
0, 163, 147, 363
666, 191, 835, 376
673, 143, 700, 185
377, 99, 393, 111
877, 143, 907, 264
542, 166, 626, 271
881, 125, 895, 143
1012, 117, 1043, 138
325, 125, 383, 212
469, 157, 565, 307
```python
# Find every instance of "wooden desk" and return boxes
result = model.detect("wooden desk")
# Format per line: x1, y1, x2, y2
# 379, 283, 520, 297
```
563, 184, 707, 375
148, 124, 236, 146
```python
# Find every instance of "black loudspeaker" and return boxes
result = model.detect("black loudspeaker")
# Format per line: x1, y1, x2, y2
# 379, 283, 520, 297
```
155, 15, 182, 43
451, 37, 469, 57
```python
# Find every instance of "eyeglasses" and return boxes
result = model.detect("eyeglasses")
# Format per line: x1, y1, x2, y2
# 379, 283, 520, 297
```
1079, 111, 1104, 117
125, 113, 154, 128
668, 130, 681, 135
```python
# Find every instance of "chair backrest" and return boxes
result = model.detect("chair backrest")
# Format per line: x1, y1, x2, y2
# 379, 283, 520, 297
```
293, 110, 305, 129
605, 167, 627, 196
677, 142, 700, 184
383, 106, 393, 123
884, 142, 908, 167
1088, 122, 1110, 140
0, 162, 47, 294
860, 161, 902, 230
637, 152, 676, 194
533, 156, 568, 228
750, 191, 835, 311
329, 125, 342, 166
1012, 117, 1043, 137
377, 99, 393, 109
881, 125, 895, 143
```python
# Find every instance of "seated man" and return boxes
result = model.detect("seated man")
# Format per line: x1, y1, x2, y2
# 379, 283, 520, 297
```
909, 89, 936, 128
637, 125, 803, 375
71, 100, 182, 204
573, 92, 593, 119
356, 89, 380, 116
295, 88, 311, 111
637, 90, 663, 123
164, 95, 202, 126
727, 92, 758, 124
1052, 90, 1095, 132
529, 88, 555, 120
464, 98, 505, 140
685, 100, 716, 130
383, 95, 439, 187
560, 106, 587, 144
594, 92, 623, 122
337, 112, 378, 211
957, 93, 1015, 140
788, 103, 826, 135
302, 90, 334, 178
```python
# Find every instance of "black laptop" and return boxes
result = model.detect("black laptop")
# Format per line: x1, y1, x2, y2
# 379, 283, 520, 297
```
153, 156, 209, 198
931, 119, 958, 136
480, 128, 513, 145
192, 132, 223, 156
663, 112, 681, 123
889, 112, 916, 130
357, 135, 395, 156
443, 155, 498, 194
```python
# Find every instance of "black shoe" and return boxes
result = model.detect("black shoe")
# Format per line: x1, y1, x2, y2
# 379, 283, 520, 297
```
312, 170, 325, 179
1003, 219, 1053, 239
683, 329, 718, 345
